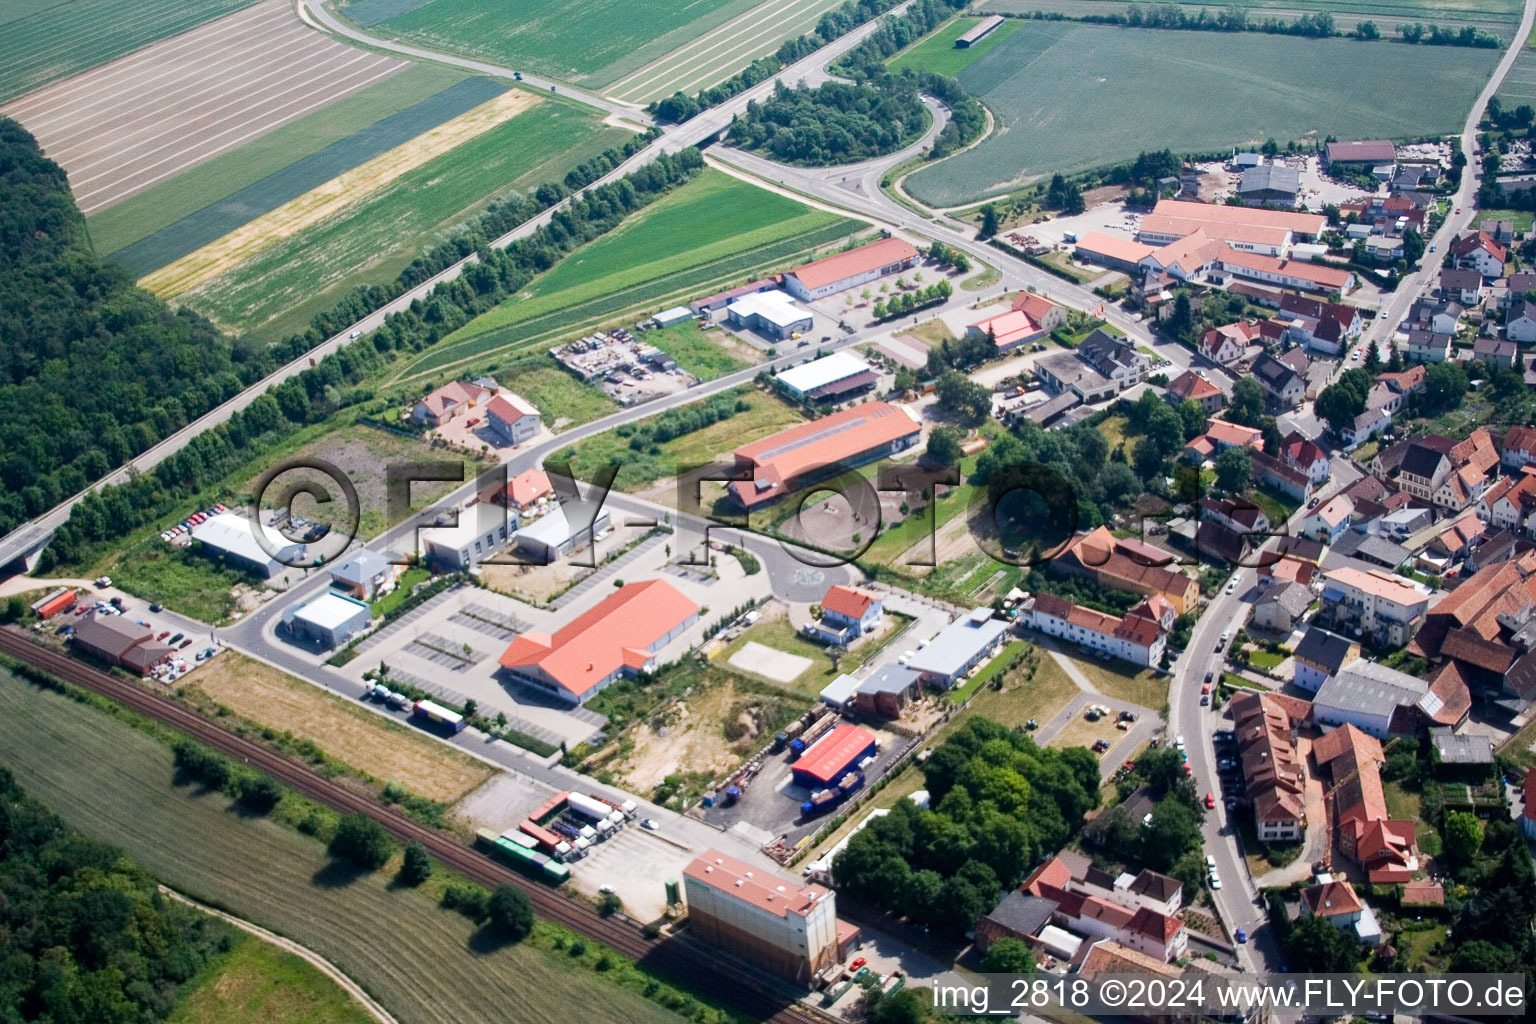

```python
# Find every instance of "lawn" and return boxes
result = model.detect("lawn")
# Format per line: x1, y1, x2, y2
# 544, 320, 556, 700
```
952, 647, 1080, 730
950, 640, 1029, 704
169, 933, 375, 1024
489, 356, 619, 431
1059, 654, 1169, 712
550, 388, 805, 491
89, 64, 475, 260
354, 0, 762, 87
1248, 486, 1297, 525
1248, 649, 1285, 670
0, 0, 258, 102
1472, 208, 1536, 232
905, 21, 1499, 205
717, 614, 885, 692
887, 15, 1024, 76
646, 320, 757, 380
188, 652, 493, 803
410, 169, 854, 378
0, 671, 689, 1024
174, 99, 634, 340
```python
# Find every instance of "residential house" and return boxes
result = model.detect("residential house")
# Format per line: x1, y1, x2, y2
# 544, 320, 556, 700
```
1183, 418, 1263, 463
1375, 364, 1427, 401
1252, 351, 1307, 410
1318, 566, 1431, 648
1393, 430, 1498, 512
499, 468, 553, 512
1076, 329, 1151, 390
1450, 232, 1507, 278
1137, 230, 1225, 281
1291, 626, 1359, 692
1024, 592, 1168, 667
1252, 449, 1314, 503
1501, 425, 1536, 470
1338, 385, 1395, 448
1013, 292, 1067, 331
410, 380, 491, 428
1198, 321, 1255, 365
809, 584, 884, 645
484, 392, 541, 446
1501, 271, 1536, 308
1480, 218, 1516, 244
1410, 297, 1465, 337
1312, 656, 1468, 736
1300, 494, 1354, 543
1257, 554, 1317, 592
1405, 328, 1453, 364
1439, 267, 1487, 306
1053, 526, 1202, 613
326, 548, 398, 602
1164, 370, 1225, 414
1409, 551, 1536, 707
1508, 299, 1536, 343
1330, 530, 1410, 571
1231, 692, 1309, 843
1023, 858, 1189, 963
1035, 351, 1118, 404
1199, 495, 1271, 536
1300, 879, 1382, 945
1313, 724, 1418, 883
1416, 510, 1485, 575
1473, 337, 1518, 369
1280, 431, 1331, 484
1253, 581, 1313, 632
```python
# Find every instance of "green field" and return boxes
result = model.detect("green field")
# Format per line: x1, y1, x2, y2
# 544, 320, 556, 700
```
1479, 207, 1536, 231
981, 0, 1524, 38
404, 169, 856, 379
647, 320, 755, 379
887, 15, 1024, 76
175, 102, 633, 340
905, 21, 1499, 205
89, 64, 474, 261
348, 0, 763, 86
170, 934, 375, 1024
0, 0, 259, 102
0, 671, 687, 1024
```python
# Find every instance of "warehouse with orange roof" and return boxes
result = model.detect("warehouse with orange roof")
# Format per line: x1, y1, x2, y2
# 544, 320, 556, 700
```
783, 237, 918, 300
497, 579, 700, 703
728, 401, 920, 508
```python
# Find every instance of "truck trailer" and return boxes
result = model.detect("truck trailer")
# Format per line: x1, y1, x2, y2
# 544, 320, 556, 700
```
566, 792, 617, 824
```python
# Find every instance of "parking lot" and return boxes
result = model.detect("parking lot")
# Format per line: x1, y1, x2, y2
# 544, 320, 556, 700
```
43, 587, 227, 684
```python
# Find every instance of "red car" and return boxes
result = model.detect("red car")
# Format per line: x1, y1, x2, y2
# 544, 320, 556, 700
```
156, 631, 170, 641
1205, 792, 1216, 809
1201, 683, 1211, 694
1183, 763, 1193, 777
849, 957, 866, 971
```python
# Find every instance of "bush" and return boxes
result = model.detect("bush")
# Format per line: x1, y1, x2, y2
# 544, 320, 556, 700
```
441, 884, 489, 922
327, 812, 393, 870
486, 883, 534, 940
172, 739, 231, 790
397, 840, 433, 886
233, 773, 283, 813
598, 892, 623, 916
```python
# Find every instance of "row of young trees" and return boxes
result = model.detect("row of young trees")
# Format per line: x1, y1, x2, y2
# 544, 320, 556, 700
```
41, 147, 708, 569
872, 279, 952, 321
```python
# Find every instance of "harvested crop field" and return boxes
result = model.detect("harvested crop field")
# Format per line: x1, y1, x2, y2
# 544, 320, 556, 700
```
169, 100, 630, 340
350, 0, 770, 87
2, 0, 405, 214
103, 71, 501, 274
0, 0, 259, 103
0, 671, 687, 1024
905, 21, 1498, 205
142, 89, 540, 297
189, 651, 493, 803
606, 0, 851, 103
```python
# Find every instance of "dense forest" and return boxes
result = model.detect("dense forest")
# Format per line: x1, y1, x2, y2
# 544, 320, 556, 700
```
831, 717, 1100, 936
0, 119, 246, 535
0, 767, 232, 1022
729, 76, 929, 165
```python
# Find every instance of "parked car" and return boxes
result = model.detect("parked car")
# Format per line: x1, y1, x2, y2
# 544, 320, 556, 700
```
1200, 694, 1210, 706
641, 818, 659, 831
179, 639, 194, 650
1204, 672, 1213, 684
149, 603, 162, 613
156, 631, 170, 641
849, 957, 867, 971
1205, 792, 1215, 809
169, 633, 184, 645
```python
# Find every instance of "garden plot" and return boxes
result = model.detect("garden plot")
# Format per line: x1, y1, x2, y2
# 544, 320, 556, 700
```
905, 21, 1497, 206
2, 0, 405, 213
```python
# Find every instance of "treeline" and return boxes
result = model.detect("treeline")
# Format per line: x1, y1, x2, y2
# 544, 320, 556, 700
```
832, 717, 1100, 936
650, 0, 906, 123
1021, 5, 1500, 46
0, 766, 233, 1022
43, 148, 707, 568
872, 279, 951, 321
730, 75, 929, 164
623, 389, 751, 447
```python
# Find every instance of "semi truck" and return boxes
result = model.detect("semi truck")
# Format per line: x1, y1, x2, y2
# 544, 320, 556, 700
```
567, 792, 619, 825
800, 771, 864, 819
413, 699, 465, 733
591, 793, 638, 819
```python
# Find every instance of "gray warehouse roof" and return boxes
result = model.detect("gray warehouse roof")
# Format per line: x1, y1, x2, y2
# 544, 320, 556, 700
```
1315, 660, 1427, 716
329, 548, 391, 585
1429, 726, 1492, 764
982, 890, 1057, 938
907, 608, 1010, 679
1239, 165, 1300, 196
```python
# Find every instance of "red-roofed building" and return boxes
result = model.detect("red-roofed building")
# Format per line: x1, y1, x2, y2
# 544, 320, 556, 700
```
1025, 592, 1168, 667
485, 392, 541, 445
784, 238, 918, 300
792, 722, 878, 788
495, 469, 552, 511
967, 309, 1046, 351
727, 402, 920, 509
683, 848, 841, 980
498, 579, 699, 703
1165, 370, 1225, 414
1012, 292, 1066, 330
1314, 724, 1417, 883
1450, 232, 1507, 278
810, 584, 884, 644
1199, 321, 1256, 364
1216, 249, 1356, 295
410, 380, 492, 428
1523, 767, 1536, 841
1280, 431, 1331, 484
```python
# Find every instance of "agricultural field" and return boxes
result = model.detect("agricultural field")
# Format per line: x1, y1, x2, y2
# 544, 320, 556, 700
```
551, 388, 806, 493
340, 0, 786, 88
161, 98, 633, 340
402, 169, 858, 380
169, 933, 375, 1024
188, 652, 493, 803
981, 0, 1525, 40
1, 0, 406, 214
1498, 30, 1536, 104
0, 671, 689, 1024
887, 14, 1024, 76
646, 320, 759, 379
0, 0, 259, 103
94, 66, 487, 268
904, 21, 1498, 206
606, 0, 852, 103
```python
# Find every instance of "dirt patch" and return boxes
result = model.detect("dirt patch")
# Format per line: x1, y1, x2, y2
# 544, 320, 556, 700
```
190, 652, 492, 802
480, 560, 591, 604
615, 680, 751, 792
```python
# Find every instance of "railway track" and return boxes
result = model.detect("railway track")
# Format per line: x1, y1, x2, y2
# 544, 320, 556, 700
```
0, 631, 834, 1024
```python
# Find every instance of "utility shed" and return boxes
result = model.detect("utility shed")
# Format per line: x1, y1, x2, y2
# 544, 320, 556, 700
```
955, 14, 1003, 46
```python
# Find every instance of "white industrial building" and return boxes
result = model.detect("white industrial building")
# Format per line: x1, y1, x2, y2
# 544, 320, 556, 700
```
514, 504, 612, 564
190, 512, 304, 578
420, 504, 518, 571
906, 608, 1011, 687
774, 351, 878, 402
652, 306, 693, 328
725, 290, 813, 340
283, 591, 372, 648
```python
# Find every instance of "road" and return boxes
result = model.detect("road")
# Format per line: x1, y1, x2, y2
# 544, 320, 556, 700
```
1361, 0, 1536, 348
1169, 453, 1361, 972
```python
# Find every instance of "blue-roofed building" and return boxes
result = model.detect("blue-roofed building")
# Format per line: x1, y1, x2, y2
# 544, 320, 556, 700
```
906, 608, 1010, 687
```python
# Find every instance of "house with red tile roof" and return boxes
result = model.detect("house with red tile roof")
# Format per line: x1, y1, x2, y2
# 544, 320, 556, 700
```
1231, 691, 1308, 843
1024, 592, 1168, 667
1300, 878, 1381, 945
1198, 321, 1256, 364
1052, 526, 1201, 613
1012, 292, 1066, 331
727, 402, 920, 509
484, 392, 541, 445
1502, 425, 1536, 471
967, 308, 1047, 351
1450, 232, 1507, 278
410, 380, 492, 428
1410, 551, 1536, 705
1280, 431, 1331, 484
1164, 369, 1225, 414
810, 584, 883, 644
1023, 857, 1187, 962
498, 579, 700, 703
1313, 725, 1417, 883
499, 469, 553, 511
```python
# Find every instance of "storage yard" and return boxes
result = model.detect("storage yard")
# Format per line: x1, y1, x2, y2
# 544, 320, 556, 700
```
549, 326, 698, 403
1, 0, 406, 213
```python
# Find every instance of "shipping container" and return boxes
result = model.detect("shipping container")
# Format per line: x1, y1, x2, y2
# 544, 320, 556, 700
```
413, 699, 465, 733
500, 829, 538, 849
519, 820, 564, 852
30, 588, 76, 619
541, 859, 570, 884
566, 792, 616, 823
529, 792, 569, 825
